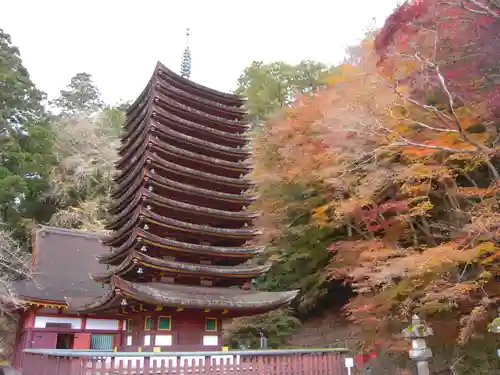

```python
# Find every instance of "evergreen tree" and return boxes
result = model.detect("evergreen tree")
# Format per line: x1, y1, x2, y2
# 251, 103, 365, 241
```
0, 28, 56, 244
53, 72, 104, 115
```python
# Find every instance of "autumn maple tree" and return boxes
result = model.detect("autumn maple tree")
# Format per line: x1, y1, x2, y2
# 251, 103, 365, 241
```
250, 0, 500, 354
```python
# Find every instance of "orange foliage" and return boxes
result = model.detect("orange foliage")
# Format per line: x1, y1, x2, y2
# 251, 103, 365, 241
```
253, 7, 500, 348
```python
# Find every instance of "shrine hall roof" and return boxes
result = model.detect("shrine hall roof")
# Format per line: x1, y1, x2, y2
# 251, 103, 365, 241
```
14, 226, 109, 304
14, 226, 299, 312
67, 276, 299, 315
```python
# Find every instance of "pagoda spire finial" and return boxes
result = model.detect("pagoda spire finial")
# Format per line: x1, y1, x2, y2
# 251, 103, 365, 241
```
180, 28, 191, 79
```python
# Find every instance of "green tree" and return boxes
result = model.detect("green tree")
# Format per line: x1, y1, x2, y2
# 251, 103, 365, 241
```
53, 72, 104, 115
96, 106, 126, 137
0, 29, 56, 243
235, 60, 335, 127
224, 309, 301, 349
0, 29, 45, 128
114, 100, 132, 113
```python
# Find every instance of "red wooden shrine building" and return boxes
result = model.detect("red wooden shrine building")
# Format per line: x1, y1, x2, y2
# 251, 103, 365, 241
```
11, 62, 298, 367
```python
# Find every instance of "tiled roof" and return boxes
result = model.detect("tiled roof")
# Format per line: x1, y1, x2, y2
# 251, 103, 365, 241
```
97, 228, 263, 265
68, 276, 298, 314
90, 251, 271, 283
14, 226, 108, 303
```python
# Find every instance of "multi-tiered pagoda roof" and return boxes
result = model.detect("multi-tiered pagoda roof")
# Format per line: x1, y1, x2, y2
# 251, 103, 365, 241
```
69, 62, 298, 316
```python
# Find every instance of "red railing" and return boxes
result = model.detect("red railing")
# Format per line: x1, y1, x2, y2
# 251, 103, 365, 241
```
22, 348, 348, 375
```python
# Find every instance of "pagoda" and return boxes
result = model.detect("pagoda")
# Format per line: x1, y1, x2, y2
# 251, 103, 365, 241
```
69, 36, 298, 352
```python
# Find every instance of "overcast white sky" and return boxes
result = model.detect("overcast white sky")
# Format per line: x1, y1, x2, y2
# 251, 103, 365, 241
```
1, 0, 401, 105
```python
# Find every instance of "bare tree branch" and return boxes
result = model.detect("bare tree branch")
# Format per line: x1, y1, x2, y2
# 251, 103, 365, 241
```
409, 119, 460, 132
390, 83, 454, 123
442, 0, 500, 18
46, 113, 121, 230
0, 229, 31, 315
469, 0, 500, 17
389, 62, 500, 179
391, 139, 477, 153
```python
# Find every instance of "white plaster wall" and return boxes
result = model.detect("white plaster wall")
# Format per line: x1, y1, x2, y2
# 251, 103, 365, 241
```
202, 335, 219, 346
85, 318, 120, 331
155, 335, 172, 346
34, 316, 82, 329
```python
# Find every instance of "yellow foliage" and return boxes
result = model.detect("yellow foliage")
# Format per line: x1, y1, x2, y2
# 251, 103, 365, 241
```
475, 242, 497, 254
394, 123, 411, 133
455, 106, 482, 131
401, 182, 430, 195
338, 64, 358, 77
458, 115, 478, 131
400, 164, 451, 180
409, 200, 434, 216
325, 65, 356, 86
253, 22, 500, 348
458, 187, 491, 197
311, 203, 332, 226
467, 131, 489, 145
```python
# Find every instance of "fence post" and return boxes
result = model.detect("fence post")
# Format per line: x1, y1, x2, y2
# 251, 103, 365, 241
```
488, 309, 500, 358
402, 315, 433, 375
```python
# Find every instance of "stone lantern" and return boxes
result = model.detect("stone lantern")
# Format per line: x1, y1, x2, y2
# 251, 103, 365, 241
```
402, 315, 434, 375
259, 332, 268, 349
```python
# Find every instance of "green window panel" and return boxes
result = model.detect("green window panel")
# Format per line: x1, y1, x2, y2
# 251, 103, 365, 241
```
205, 318, 217, 332
158, 316, 172, 330
144, 316, 152, 330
